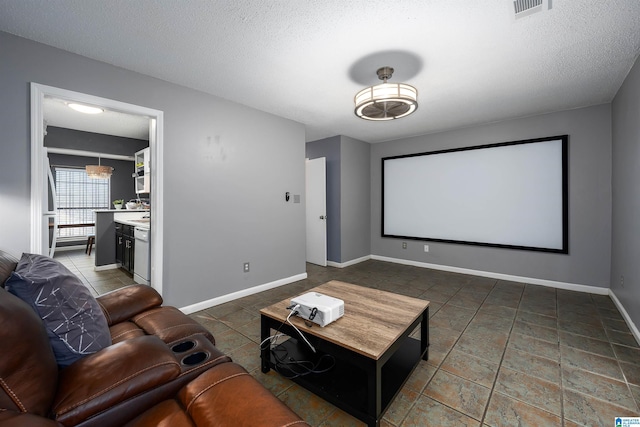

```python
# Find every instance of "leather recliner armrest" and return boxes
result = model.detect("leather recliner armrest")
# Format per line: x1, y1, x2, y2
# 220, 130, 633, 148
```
0, 411, 63, 427
96, 285, 163, 325
52, 335, 181, 426
178, 363, 310, 427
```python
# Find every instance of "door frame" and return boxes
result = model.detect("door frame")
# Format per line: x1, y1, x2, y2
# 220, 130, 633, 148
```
305, 157, 327, 266
30, 83, 165, 295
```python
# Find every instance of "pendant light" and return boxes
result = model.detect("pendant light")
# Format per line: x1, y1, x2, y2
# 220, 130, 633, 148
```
354, 66, 418, 121
86, 155, 113, 179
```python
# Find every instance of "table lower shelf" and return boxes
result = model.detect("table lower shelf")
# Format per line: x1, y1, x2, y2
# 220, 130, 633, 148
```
265, 335, 423, 422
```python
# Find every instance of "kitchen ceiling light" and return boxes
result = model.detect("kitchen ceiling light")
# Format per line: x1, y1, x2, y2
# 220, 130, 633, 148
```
354, 66, 418, 121
68, 103, 104, 114
86, 155, 113, 179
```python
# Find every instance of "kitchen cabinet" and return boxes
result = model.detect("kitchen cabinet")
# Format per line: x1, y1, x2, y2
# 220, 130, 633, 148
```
115, 223, 135, 273
134, 148, 150, 194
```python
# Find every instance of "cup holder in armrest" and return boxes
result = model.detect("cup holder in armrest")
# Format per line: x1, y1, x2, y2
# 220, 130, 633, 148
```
171, 340, 196, 353
181, 351, 209, 366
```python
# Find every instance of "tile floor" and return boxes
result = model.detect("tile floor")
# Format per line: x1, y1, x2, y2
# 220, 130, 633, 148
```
55, 249, 137, 296
56, 249, 640, 426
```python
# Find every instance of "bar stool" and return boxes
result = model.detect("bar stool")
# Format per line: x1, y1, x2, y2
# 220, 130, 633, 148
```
86, 234, 95, 256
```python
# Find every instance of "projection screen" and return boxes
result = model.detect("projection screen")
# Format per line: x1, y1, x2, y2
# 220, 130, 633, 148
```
382, 135, 568, 253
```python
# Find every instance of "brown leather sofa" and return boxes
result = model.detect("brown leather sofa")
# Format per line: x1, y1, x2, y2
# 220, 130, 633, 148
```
0, 250, 309, 427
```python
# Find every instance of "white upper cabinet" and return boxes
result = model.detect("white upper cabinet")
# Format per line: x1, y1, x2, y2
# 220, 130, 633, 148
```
134, 148, 150, 194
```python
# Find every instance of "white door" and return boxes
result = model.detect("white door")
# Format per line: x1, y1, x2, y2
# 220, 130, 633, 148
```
306, 157, 327, 266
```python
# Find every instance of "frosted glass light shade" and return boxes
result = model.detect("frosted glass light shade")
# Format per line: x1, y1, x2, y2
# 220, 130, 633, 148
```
68, 103, 104, 114
354, 82, 418, 121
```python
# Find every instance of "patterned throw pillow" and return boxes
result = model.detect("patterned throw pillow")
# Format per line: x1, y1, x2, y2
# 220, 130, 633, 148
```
5, 253, 111, 367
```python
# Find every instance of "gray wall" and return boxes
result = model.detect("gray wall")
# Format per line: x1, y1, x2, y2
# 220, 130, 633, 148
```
340, 136, 371, 262
0, 32, 306, 307
306, 136, 371, 264
611, 55, 640, 327
45, 126, 149, 156
46, 126, 149, 204
371, 104, 612, 288
47, 154, 137, 206
306, 136, 341, 262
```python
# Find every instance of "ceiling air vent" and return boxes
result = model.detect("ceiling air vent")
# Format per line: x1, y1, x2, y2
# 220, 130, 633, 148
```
512, 0, 550, 19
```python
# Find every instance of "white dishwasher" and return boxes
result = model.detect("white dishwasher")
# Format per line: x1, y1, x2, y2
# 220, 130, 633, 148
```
133, 227, 150, 285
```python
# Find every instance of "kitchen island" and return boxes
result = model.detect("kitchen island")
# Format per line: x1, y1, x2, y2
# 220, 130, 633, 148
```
94, 209, 149, 270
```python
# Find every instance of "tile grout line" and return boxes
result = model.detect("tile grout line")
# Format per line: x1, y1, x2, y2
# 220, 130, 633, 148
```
478, 281, 526, 426
58, 254, 639, 425
392, 278, 492, 426
557, 288, 567, 427
559, 291, 640, 421
593, 292, 640, 413
420, 279, 503, 424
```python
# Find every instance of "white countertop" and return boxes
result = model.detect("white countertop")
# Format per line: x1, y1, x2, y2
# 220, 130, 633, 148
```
95, 209, 151, 230
115, 218, 150, 229
95, 209, 148, 213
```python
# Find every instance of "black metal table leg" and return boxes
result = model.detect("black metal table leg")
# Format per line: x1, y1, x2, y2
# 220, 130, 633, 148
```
421, 306, 430, 361
260, 315, 271, 373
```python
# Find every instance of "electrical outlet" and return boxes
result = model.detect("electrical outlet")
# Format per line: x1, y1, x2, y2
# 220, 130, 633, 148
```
243, 262, 250, 273
424, 245, 429, 252
402, 242, 407, 249
620, 275, 624, 288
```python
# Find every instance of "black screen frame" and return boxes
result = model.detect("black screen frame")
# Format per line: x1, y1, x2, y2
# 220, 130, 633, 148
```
381, 135, 569, 254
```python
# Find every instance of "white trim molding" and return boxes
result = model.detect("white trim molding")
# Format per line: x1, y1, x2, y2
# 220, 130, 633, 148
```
94, 263, 120, 272
335, 254, 638, 345
370, 255, 610, 295
179, 273, 308, 315
30, 83, 164, 296
327, 255, 372, 269
46, 147, 135, 161
609, 290, 640, 346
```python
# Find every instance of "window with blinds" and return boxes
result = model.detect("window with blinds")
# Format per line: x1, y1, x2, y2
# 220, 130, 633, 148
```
55, 167, 110, 239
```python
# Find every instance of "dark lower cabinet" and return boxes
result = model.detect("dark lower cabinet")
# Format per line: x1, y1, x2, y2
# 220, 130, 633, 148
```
115, 225, 123, 265
115, 224, 135, 273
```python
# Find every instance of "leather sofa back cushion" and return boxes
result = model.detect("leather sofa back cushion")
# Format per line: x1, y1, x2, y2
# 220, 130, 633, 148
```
0, 249, 18, 287
0, 288, 58, 416
5, 253, 111, 367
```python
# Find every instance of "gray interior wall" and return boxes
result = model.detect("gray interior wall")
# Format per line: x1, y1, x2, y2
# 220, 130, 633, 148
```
46, 126, 148, 204
47, 154, 137, 205
371, 104, 612, 288
0, 31, 306, 307
611, 55, 640, 327
45, 126, 149, 156
339, 136, 371, 263
306, 136, 341, 262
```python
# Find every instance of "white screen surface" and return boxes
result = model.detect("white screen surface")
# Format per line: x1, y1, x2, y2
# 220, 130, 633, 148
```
382, 136, 567, 252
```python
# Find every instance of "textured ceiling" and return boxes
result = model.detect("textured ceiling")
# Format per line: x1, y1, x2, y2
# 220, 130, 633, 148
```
1, 0, 639, 143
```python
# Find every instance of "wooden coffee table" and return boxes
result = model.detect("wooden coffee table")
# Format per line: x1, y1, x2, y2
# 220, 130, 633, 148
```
260, 280, 429, 427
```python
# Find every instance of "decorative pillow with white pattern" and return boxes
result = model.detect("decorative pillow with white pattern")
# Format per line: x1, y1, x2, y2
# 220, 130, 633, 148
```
5, 253, 111, 367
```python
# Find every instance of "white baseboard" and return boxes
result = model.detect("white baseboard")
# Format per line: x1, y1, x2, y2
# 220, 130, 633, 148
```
179, 272, 308, 315
175, 255, 639, 345
94, 263, 119, 271
370, 255, 610, 295
372, 255, 640, 339
608, 290, 640, 346
55, 244, 86, 252
327, 255, 371, 269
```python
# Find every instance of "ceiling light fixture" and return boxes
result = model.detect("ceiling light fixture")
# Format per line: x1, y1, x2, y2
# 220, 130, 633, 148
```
68, 103, 104, 114
354, 66, 418, 121
86, 155, 113, 179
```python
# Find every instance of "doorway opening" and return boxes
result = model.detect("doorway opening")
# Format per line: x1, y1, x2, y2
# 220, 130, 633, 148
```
30, 83, 165, 295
